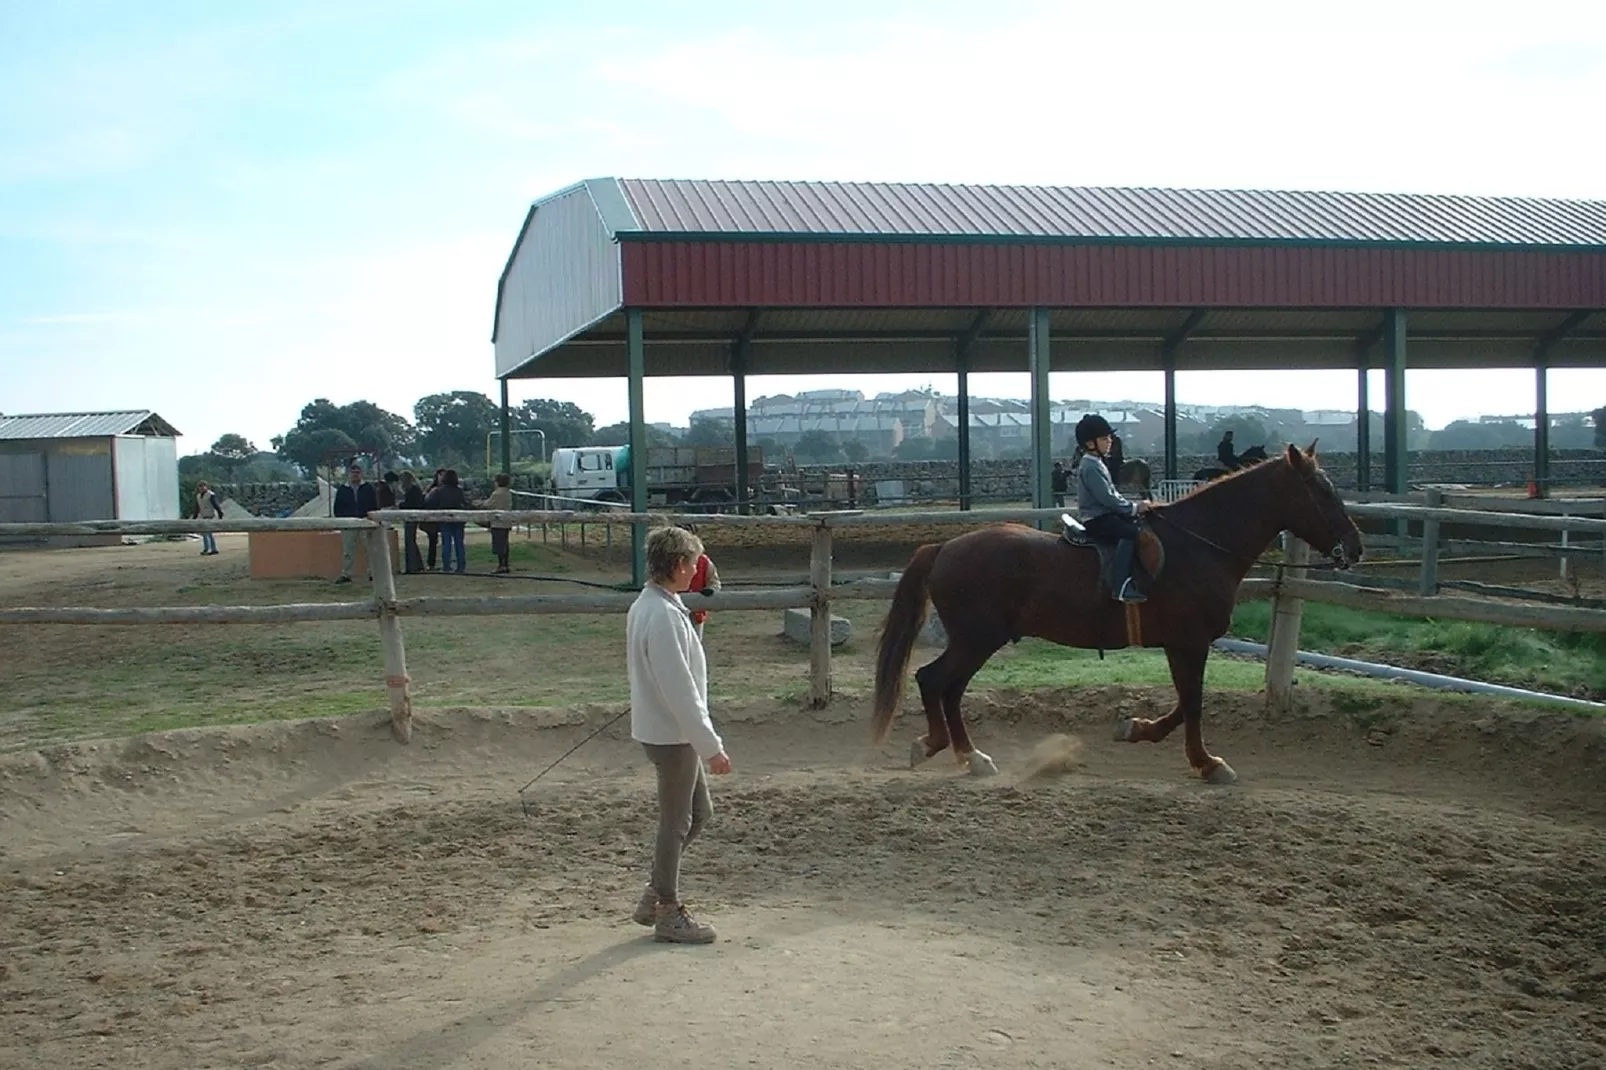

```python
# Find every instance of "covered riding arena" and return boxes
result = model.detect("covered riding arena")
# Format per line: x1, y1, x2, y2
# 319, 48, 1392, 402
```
492, 178, 1606, 582
3, 181, 1605, 1070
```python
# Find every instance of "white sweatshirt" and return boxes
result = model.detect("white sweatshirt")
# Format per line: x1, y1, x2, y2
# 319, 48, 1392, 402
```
626, 583, 724, 759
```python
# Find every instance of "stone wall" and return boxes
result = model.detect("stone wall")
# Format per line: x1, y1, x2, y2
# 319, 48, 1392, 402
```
220, 452, 1604, 514
219, 482, 322, 517
793, 448, 1606, 503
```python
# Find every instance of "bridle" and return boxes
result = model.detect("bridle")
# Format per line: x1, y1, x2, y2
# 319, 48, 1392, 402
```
1147, 463, 1356, 573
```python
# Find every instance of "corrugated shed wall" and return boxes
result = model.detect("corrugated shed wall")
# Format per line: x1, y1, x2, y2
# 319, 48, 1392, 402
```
621, 241, 1606, 309
494, 186, 623, 377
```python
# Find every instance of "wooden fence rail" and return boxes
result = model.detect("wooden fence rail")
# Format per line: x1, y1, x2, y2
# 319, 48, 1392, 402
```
3, 498, 1604, 739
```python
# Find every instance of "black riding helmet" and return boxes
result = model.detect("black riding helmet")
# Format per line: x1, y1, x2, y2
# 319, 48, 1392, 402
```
1074, 413, 1114, 447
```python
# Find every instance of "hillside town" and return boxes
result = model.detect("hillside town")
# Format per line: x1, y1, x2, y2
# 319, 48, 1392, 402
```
684, 388, 1600, 462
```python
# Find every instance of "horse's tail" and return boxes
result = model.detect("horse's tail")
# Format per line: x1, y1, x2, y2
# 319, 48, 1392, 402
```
872, 542, 940, 745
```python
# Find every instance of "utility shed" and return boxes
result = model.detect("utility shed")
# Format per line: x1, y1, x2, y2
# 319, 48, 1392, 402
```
0, 410, 182, 526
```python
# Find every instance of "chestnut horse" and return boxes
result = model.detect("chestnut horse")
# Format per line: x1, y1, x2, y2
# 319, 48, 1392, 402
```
872, 443, 1364, 782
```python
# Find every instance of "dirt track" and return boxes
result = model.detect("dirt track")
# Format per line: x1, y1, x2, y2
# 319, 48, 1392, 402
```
3, 688, 1604, 1070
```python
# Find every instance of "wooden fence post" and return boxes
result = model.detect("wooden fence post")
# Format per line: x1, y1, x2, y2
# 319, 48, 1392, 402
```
367, 523, 414, 743
1418, 486, 1443, 595
809, 520, 833, 708
1264, 533, 1309, 714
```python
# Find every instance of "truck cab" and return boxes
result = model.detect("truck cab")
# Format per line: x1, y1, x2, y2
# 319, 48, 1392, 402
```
550, 446, 626, 502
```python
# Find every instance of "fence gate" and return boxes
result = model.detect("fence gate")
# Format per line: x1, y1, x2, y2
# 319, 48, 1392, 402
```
1155, 479, 1204, 503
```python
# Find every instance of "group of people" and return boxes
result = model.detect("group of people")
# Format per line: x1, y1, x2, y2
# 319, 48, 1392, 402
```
331, 463, 517, 583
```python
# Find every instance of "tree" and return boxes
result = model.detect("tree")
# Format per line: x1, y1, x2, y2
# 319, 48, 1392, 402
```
276, 398, 415, 475
182, 433, 258, 480
1594, 407, 1606, 449
514, 399, 594, 450
684, 418, 735, 447
414, 391, 499, 468
841, 438, 870, 462
1428, 420, 1528, 450
592, 422, 679, 448
794, 429, 842, 463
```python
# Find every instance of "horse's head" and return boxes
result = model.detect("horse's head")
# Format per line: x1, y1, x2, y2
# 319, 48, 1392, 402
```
1280, 441, 1364, 569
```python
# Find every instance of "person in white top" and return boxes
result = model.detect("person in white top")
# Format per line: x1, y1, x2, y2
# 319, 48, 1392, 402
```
626, 525, 733, 944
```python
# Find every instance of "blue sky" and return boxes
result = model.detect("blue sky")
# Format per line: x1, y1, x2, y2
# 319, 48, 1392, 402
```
2, 0, 1604, 455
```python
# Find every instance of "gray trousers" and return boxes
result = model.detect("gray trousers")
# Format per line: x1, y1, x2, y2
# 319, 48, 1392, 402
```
642, 742, 712, 904
339, 529, 364, 579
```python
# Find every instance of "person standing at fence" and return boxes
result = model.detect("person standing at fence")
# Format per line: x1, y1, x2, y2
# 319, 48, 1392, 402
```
424, 469, 468, 573
423, 467, 446, 570
194, 481, 223, 555
398, 470, 427, 573
627, 524, 733, 945
479, 472, 514, 574
333, 462, 378, 584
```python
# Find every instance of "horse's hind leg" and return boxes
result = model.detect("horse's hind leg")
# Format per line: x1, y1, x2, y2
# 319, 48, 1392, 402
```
942, 655, 1001, 777
908, 655, 952, 769
916, 637, 1004, 776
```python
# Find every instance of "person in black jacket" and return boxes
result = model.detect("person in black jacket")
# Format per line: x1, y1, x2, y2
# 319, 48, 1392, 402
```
333, 461, 379, 584
424, 469, 469, 573
1217, 430, 1239, 471
398, 470, 428, 573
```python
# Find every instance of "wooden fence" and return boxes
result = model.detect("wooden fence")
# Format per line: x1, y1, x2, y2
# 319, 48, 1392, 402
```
2, 498, 1605, 741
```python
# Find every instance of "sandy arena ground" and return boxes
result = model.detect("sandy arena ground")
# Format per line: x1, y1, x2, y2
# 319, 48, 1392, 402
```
3, 687, 1605, 1070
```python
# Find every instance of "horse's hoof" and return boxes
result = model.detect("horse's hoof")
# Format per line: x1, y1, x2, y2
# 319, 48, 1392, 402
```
1205, 760, 1238, 786
967, 751, 999, 777
909, 738, 928, 769
1114, 717, 1137, 743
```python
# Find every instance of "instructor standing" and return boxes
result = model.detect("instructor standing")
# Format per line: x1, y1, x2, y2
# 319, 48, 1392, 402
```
626, 525, 733, 944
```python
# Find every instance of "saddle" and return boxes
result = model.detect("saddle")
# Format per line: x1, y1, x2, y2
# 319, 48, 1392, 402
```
1059, 513, 1166, 599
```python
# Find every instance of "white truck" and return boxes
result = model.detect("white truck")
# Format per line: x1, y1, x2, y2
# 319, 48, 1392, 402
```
550, 444, 768, 508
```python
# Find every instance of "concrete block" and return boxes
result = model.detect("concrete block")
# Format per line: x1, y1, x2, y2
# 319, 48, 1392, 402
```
783, 607, 852, 646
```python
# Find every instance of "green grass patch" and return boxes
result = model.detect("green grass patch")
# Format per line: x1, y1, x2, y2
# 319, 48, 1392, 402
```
1227, 601, 1606, 700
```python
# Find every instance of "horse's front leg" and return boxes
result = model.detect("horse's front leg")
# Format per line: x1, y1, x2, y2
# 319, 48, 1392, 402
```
1168, 643, 1236, 784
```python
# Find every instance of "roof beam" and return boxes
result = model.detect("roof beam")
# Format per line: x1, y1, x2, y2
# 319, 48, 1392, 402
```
1536, 310, 1591, 360
1355, 315, 1390, 352
956, 309, 992, 356
735, 308, 764, 345
1162, 309, 1207, 355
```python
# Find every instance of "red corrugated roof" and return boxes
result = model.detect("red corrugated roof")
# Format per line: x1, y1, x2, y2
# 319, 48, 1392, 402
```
612, 179, 1606, 248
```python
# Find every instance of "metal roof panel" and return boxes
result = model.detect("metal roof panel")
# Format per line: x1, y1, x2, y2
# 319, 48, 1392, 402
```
612, 179, 1606, 248
0, 410, 180, 441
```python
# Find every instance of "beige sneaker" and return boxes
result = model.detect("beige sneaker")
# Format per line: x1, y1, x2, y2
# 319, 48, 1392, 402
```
654, 902, 717, 944
632, 886, 658, 927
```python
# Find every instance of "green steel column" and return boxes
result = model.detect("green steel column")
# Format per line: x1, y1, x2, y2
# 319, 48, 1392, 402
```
627, 309, 648, 586
1382, 309, 1408, 496
1534, 360, 1550, 496
1355, 365, 1371, 491
1028, 307, 1053, 516
956, 342, 972, 510
498, 378, 512, 476
1162, 359, 1178, 481
732, 336, 750, 514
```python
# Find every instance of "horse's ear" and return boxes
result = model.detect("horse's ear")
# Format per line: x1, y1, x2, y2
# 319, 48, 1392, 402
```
1286, 442, 1311, 473
1306, 438, 1320, 457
